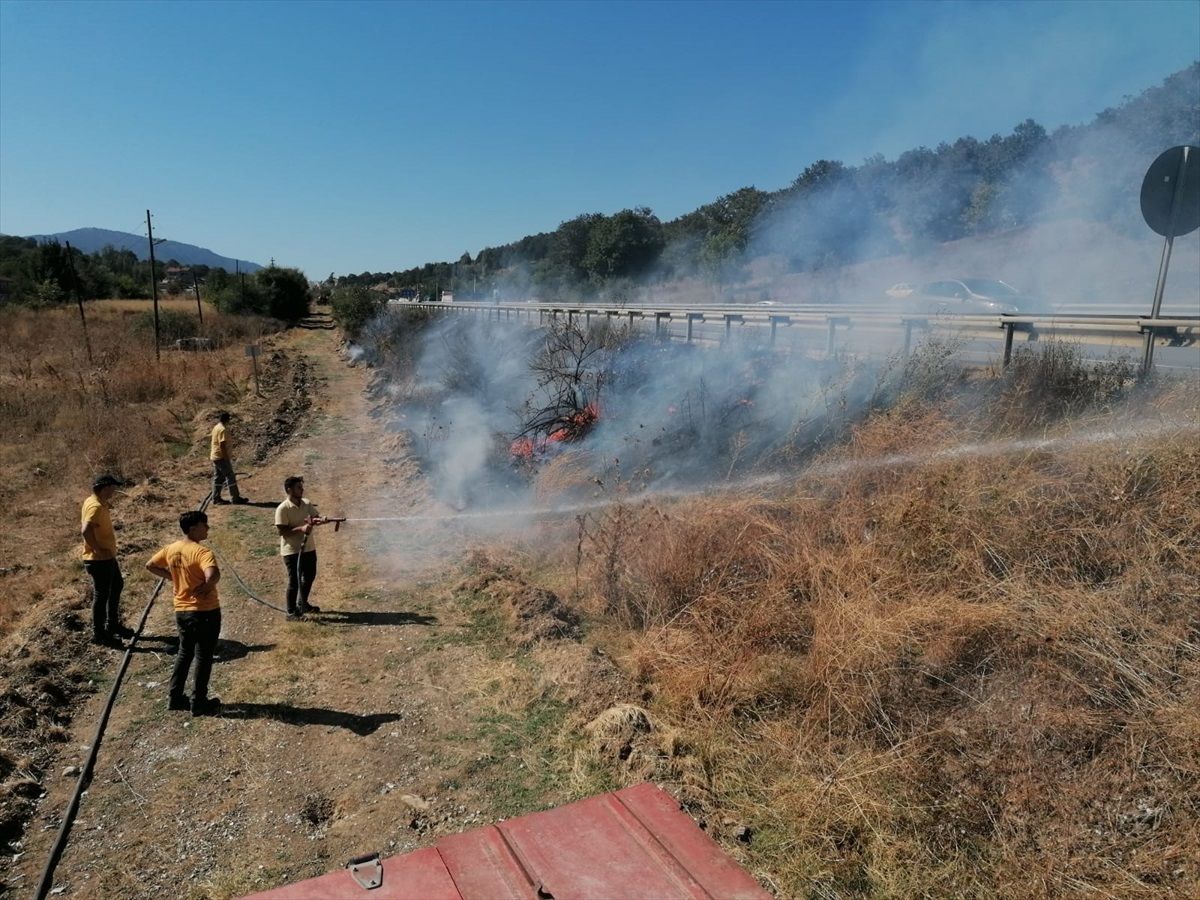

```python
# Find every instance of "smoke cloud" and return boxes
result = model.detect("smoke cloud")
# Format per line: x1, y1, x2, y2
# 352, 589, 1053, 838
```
358, 307, 951, 517
347, 65, 1198, 538
464, 67, 1199, 317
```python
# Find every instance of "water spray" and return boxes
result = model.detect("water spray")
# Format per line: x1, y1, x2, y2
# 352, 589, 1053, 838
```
336, 420, 1198, 528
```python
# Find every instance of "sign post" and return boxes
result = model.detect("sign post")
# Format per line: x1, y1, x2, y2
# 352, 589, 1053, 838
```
245, 344, 261, 395
1139, 145, 1200, 373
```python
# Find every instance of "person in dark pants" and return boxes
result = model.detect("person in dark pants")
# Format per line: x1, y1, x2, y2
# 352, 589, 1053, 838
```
81, 474, 132, 648
146, 510, 223, 716
210, 411, 249, 505
275, 475, 337, 620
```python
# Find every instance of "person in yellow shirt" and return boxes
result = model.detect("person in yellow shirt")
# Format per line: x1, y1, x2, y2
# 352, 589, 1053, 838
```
81, 474, 132, 648
146, 510, 223, 716
210, 411, 249, 505
275, 475, 338, 620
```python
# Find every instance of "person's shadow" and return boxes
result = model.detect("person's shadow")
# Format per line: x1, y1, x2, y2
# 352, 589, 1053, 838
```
129, 636, 274, 661
317, 610, 438, 627
214, 639, 276, 661
218, 702, 401, 735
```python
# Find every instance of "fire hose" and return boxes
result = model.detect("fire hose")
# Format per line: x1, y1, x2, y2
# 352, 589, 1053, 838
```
34, 477, 346, 897
35, 497, 691, 893
290, 516, 344, 613
208, 517, 345, 616
33, 492, 597, 894
35, 486, 219, 900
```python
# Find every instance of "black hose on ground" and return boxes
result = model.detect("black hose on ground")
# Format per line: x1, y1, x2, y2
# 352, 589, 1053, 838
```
37, 482, 322, 896
34, 490, 213, 900
208, 546, 288, 614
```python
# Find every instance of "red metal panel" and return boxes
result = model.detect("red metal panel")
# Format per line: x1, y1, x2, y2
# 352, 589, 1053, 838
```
242, 784, 769, 900
436, 825, 538, 899
613, 783, 769, 900
496, 792, 711, 899
246, 846, 461, 900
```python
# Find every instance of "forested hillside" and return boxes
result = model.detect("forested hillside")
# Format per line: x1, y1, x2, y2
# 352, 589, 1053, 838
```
24, 228, 261, 273
0, 237, 310, 321
0, 237, 172, 304
341, 64, 1198, 301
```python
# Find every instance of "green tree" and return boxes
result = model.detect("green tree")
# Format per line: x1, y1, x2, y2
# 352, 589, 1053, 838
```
330, 284, 385, 336
31, 278, 64, 308
583, 208, 664, 282
548, 213, 604, 286
255, 266, 310, 321
208, 268, 264, 316
791, 159, 848, 192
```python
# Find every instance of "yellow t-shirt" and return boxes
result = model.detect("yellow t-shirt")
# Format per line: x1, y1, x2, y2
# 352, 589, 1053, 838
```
147, 539, 220, 612
81, 494, 117, 561
210, 422, 230, 461
275, 497, 319, 556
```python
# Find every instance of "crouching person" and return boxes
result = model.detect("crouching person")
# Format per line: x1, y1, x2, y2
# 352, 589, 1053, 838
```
146, 510, 222, 716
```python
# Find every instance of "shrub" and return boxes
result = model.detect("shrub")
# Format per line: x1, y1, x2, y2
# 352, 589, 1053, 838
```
209, 266, 310, 322
255, 266, 311, 322
991, 340, 1135, 430
330, 284, 385, 337
208, 278, 266, 317
131, 308, 200, 344
579, 393, 1200, 896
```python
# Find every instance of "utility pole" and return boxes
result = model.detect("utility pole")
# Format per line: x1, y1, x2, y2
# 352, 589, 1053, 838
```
192, 270, 203, 325
146, 209, 161, 361
65, 241, 93, 364
237, 260, 245, 307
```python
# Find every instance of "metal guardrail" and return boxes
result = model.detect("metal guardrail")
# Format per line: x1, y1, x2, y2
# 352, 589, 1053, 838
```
390, 300, 1199, 367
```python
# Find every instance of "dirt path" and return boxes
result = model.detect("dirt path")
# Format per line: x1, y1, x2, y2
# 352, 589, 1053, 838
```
10, 320, 602, 898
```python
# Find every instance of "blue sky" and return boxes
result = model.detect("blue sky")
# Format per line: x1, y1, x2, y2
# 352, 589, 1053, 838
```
1, 0, 1196, 277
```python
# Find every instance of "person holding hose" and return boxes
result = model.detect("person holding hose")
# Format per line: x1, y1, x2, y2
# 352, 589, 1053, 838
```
146, 510, 223, 716
210, 411, 249, 505
81, 474, 133, 647
275, 475, 338, 620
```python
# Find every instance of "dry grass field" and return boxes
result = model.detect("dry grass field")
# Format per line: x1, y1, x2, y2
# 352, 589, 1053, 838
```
0, 300, 314, 877
0, 299, 279, 633
1, 298, 1195, 897
560, 378, 1200, 896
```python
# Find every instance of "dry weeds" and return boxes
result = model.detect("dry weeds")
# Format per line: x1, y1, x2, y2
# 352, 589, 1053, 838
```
0, 302, 278, 632
570, 372, 1200, 896
0, 300, 293, 857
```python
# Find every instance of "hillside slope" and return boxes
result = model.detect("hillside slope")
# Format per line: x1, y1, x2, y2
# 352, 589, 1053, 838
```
25, 227, 263, 271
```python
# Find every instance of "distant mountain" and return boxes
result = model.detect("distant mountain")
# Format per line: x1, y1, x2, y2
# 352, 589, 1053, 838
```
25, 227, 263, 272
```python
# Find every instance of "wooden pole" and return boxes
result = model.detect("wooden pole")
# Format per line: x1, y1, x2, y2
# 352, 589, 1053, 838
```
146, 209, 161, 361
192, 271, 203, 325
65, 241, 94, 364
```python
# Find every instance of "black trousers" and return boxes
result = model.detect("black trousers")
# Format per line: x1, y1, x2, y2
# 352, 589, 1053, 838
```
284, 551, 317, 613
84, 559, 124, 636
171, 609, 221, 701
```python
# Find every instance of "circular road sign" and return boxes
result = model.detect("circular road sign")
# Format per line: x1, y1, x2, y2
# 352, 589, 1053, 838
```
1140, 145, 1200, 238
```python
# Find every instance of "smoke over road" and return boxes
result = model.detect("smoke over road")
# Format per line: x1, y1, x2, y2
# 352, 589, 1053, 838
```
356, 308, 905, 513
